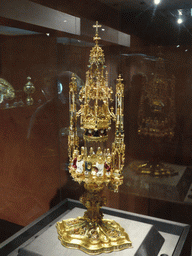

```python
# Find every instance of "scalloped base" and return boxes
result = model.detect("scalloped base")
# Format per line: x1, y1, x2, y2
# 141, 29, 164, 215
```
56, 216, 132, 255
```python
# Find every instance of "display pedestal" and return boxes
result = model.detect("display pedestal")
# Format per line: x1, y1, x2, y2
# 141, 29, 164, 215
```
17, 208, 164, 256
1, 199, 190, 256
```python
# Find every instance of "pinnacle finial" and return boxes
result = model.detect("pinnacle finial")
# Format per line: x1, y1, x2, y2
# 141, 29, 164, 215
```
93, 21, 101, 42
117, 74, 123, 83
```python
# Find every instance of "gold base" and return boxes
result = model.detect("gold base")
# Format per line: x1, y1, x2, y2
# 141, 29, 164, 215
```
56, 216, 132, 255
131, 161, 178, 177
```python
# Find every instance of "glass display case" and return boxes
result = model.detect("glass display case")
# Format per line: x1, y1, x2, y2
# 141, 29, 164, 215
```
0, 0, 192, 255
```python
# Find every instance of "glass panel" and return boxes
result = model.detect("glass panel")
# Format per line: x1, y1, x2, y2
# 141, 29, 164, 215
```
0, 31, 61, 229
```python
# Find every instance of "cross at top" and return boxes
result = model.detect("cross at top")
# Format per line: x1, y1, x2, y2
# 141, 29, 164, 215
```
117, 74, 123, 83
93, 21, 101, 34
93, 21, 101, 42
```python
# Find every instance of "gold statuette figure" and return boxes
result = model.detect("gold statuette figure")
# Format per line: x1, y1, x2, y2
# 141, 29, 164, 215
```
56, 21, 132, 254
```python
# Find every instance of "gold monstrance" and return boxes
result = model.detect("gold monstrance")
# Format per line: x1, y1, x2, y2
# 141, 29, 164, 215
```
56, 22, 132, 254
131, 54, 177, 177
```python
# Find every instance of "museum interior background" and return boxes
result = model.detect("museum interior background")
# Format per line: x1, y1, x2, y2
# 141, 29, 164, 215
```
0, 0, 192, 249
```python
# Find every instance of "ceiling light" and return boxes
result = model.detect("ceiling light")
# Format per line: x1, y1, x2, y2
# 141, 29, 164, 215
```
177, 18, 183, 24
64, 20, 67, 22
46, 33, 50, 36
177, 45, 180, 48
178, 9, 182, 16
102, 28, 105, 31
154, 0, 160, 5
185, 49, 188, 52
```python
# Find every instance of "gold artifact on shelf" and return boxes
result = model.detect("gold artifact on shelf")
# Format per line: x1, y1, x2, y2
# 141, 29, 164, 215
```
23, 76, 35, 106
0, 77, 35, 108
132, 54, 178, 177
56, 21, 132, 254
0, 78, 15, 103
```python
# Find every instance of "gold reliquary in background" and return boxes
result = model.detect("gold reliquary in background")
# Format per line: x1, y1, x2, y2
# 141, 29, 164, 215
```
56, 22, 132, 254
131, 54, 178, 177
0, 76, 35, 108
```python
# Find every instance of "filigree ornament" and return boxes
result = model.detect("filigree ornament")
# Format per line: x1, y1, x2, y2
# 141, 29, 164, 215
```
56, 21, 132, 254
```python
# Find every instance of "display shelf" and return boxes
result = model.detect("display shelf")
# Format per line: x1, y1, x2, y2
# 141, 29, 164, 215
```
17, 208, 165, 256
124, 161, 192, 203
0, 199, 190, 256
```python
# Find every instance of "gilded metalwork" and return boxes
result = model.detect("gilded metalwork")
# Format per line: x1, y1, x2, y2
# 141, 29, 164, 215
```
0, 78, 15, 103
134, 55, 177, 177
0, 77, 35, 108
57, 217, 130, 255
56, 21, 131, 254
23, 76, 35, 105
57, 190, 131, 255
